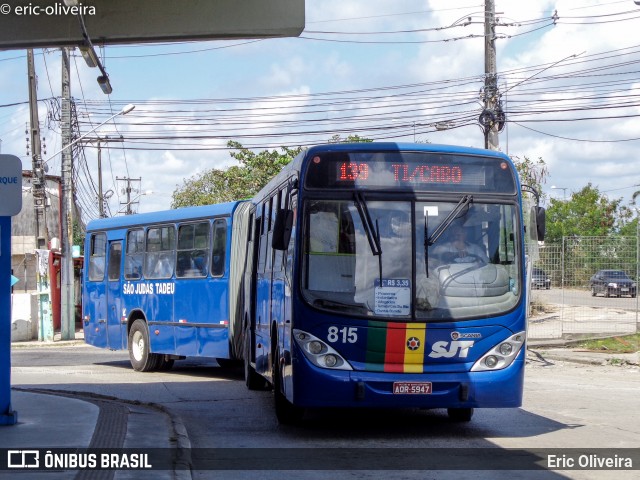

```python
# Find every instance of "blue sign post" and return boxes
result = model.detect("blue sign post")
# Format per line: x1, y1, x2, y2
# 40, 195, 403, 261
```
1, 154, 22, 426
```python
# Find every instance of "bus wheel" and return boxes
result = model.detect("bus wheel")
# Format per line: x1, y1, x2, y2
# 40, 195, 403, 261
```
128, 320, 159, 372
273, 347, 304, 424
244, 326, 267, 390
447, 408, 473, 422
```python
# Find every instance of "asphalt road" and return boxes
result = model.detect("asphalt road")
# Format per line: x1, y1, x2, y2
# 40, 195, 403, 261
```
9, 344, 640, 480
531, 287, 640, 310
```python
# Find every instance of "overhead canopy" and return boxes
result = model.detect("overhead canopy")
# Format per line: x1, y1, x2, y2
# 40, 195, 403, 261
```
0, 0, 305, 49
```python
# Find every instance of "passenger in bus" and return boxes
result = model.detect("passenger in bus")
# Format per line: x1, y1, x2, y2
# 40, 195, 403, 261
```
153, 255, 173, 278
433, 224, 488, 264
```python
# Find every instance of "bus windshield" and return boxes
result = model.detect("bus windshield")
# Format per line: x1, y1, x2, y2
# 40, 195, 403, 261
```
302, 198, 521, 320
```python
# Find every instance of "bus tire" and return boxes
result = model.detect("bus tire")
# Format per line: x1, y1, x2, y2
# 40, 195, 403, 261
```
128, 319, 159, 372
244, 325, 267, 390
447, 407, 473, 422
272, 346, 304, 424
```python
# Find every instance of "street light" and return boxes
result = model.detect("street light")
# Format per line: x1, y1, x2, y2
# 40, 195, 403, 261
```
116, 190, 153, 215
551, 185, 568, 200
51, 103, 134, 342
44, 104, 135, 163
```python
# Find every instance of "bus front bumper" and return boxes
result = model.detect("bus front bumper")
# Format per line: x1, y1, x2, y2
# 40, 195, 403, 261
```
290, 350, 525, 410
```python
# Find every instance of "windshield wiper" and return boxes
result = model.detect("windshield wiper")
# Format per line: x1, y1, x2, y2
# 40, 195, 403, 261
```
354, 192, 381, 256
424, 213, 429, 278
353, 192, 383, 285
313, 298, 367, 314
427, 195, 473, 246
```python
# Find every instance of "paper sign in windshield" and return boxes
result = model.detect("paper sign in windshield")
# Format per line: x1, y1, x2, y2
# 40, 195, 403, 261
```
375, 278, 410, 316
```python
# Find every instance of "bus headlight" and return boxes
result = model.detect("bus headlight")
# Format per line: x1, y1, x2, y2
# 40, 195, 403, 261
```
498, 343, 513, 356
324, 354, 338, 368
293, 329, 353, 371
484, 355, 499, 368
471, 331, 525, 372
308, 341, 324, 354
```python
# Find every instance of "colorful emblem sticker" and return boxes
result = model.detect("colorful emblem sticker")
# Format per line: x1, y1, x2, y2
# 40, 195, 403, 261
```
406, 337, 421, 351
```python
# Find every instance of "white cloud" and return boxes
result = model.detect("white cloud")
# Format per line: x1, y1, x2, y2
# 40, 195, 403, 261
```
2, 0, 640, 217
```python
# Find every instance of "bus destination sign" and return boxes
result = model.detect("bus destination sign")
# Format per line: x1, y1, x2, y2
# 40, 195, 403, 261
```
305, 151, 516, 193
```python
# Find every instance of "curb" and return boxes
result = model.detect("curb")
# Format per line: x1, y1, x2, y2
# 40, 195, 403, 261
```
528, 348, 639, 367
12, 387, 193, 479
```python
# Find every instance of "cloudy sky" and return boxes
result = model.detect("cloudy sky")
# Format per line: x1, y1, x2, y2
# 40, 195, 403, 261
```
1, 0, 639, 219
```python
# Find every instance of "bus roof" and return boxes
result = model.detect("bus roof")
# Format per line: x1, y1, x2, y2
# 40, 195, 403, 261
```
86, 200, 246, 232
304, 142, 511, 159
253, 142, 515, 202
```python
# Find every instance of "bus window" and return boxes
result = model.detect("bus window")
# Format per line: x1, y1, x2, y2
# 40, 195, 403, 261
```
258, 201, 269, 273
266, 196, 275, 271
88, 233, 106, 281
211, 219, 227, 277
177, 222, 210, 278
305, 200, 358, 294
108, 242, 122, 281
144, 225, 176, 279
124, 229, 144, 280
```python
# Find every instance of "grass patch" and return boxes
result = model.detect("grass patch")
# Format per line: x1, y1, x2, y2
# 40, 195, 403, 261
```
577, 334, 640, 354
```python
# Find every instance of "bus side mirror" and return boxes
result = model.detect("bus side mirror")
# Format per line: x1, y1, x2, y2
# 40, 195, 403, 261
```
534, 206, 545, 241
272, 209, 293, 250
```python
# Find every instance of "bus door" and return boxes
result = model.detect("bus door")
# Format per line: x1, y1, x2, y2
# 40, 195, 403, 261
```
254, 198, 273, 376
106, 240, 125, 349
271, 191, 286, 369
244, 211, 260, 366
84, 232, 108, 348
274, 191, 296, 394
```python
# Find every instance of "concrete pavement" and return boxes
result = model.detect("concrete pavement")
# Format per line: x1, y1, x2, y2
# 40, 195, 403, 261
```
1, 333, 637, 478
2, 332, 192, 478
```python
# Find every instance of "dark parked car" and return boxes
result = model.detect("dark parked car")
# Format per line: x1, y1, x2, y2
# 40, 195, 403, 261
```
531, 267, 551, 289
590, 270, 637, 298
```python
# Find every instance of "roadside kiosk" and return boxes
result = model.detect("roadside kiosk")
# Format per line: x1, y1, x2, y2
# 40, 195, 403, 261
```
1, 154, 22, 426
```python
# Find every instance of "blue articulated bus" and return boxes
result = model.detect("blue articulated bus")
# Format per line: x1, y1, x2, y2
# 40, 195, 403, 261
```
82, 201, 252, 371
242, 142, 544, 423
82, 142, 544, 424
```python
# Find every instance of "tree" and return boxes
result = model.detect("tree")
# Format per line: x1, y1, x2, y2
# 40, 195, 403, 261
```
545, 183, 629, 243
511, 155, 548, 197
172, 136, 377, 207
171, 141, 303, 208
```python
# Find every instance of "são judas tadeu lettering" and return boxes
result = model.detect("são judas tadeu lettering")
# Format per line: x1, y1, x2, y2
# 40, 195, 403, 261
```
123, 282, 175, 295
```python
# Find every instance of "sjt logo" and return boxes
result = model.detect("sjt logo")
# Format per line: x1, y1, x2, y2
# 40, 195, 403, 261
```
428, 340, 475, 358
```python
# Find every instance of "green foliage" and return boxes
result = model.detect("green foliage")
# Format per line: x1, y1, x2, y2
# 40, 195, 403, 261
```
171, 141, 303, 208
511, 155, 548, 196
578, 334, 639, 354
72, 220, 85, 254
545, 183, 629, 243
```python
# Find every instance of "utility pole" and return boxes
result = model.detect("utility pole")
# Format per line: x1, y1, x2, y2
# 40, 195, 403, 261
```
60, 47, 75, 341
79, 136, 123, 218
28, 49, 54, 342
98, 137, 123, 217
481, 0, 501, 151
117, 177, 142, 215
27, 49, 49, 249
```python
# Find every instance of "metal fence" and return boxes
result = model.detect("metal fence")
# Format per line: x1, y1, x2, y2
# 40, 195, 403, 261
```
528, 236, 640, 341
